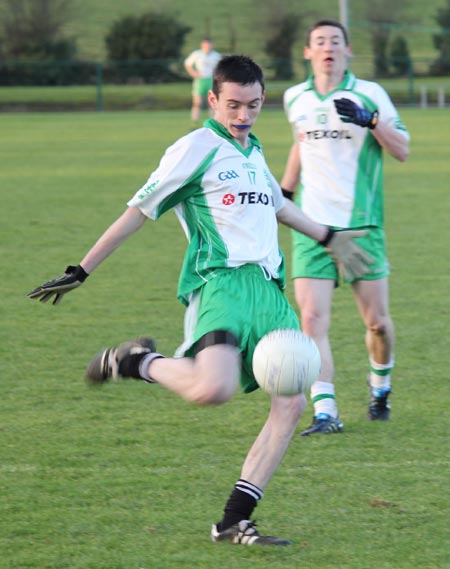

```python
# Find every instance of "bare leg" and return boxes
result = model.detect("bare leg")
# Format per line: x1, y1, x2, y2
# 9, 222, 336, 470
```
294, 278, 343, 433
294, 278, 335, 382
212, 392, 305, 538
352, 278, 394, 420
352, 278, 394, 364
152, 348, 305, 540
148, 344, 241, 405
241, 393, 306, 489
191, 93, 202, 123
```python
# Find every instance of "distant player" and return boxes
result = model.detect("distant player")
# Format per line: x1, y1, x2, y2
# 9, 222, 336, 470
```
184, 37, 221, 127
28, 55, 371, 545
281, 19, 410, 435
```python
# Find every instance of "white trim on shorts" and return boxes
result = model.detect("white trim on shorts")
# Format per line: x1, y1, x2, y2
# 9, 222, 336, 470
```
174, 291, 200, 358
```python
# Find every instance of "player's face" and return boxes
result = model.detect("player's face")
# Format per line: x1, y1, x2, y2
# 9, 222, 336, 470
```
304, 25, 352, 78
201, 40, 212, 53
208, 82, 265, 147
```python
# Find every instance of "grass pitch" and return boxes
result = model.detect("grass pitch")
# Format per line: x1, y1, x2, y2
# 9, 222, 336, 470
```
1, 108, 449, 568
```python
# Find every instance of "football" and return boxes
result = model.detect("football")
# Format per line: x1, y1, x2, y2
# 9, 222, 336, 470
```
252, 329, 321, 396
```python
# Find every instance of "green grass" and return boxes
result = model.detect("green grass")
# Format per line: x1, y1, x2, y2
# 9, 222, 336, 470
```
1, 109, 449, 568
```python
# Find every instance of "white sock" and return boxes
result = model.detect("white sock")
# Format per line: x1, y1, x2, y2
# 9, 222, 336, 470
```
311, 381, 338, 418
369, 357, 394, 391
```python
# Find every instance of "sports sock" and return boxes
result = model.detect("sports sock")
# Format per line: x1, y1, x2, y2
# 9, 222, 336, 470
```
369, 358, 393, 392
117, 351, 164, 382
216, 479, 263, 531
311, 381, 338, 418
138, 353, 164, 383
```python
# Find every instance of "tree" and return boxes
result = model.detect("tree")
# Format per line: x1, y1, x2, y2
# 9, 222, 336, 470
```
248, 0, 306, 80
430, 0, 450, 75
264, 12, 302, 80
389, 36, 412, 76
105, 11, 191, 83
0, 0, 75, 60
0, 0, 89, 86
372, 27, 390, 77
365, 0, 406, 77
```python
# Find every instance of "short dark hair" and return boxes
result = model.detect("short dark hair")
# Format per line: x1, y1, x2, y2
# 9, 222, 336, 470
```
212, 55, 265, 97
307, 19, 350, 46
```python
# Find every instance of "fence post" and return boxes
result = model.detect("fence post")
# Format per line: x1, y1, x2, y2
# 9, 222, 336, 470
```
96, 62, 103, 112
408, 60, 414, 105
438, 86, 445, 108
420, 85, 428, 109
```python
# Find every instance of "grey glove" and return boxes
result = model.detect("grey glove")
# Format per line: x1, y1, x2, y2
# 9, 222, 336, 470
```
319, 228, 373, 280
27, 265, 89, 305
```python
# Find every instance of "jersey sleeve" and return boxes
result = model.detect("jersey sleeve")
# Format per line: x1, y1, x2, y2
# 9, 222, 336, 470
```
127, 131, 217, 220
283, 83, 306, 143
377, 86, 410, 140
360, 82, 410, 141
266, 170, 285, 212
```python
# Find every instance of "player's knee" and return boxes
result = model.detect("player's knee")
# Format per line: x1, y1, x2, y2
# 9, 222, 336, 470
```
272, 393, 306, 426
288, 393, 307, 422
188, 379, 236, 405
300, 308, 329, 337
368, 316, 391, 338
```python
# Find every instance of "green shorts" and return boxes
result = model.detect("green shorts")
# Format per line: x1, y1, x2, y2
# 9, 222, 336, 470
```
182, 265, 300, 393
192, 77, 213, 97
291, 226, 390, 283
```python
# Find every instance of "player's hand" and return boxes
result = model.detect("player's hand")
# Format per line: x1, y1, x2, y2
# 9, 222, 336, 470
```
27, 265, 89, 305
334, 98, 378, 129
323, 229, 374, 280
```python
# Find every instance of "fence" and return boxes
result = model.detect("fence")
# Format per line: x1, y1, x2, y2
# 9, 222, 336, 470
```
0, 57, 449, 111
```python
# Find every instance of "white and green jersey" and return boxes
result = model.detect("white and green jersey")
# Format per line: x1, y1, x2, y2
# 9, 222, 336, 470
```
127, 119, 286, 305
284, 71, 410, 228
184, 49, 221, 78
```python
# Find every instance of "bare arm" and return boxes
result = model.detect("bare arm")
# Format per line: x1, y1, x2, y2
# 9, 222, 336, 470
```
80, 207, 147, 273
371, 120, 409, 162
276, 200, 328, 242
280, 143, 301, 196
276, 201, 373, 279
184, 61, 200, 79
27, 207, 148, 305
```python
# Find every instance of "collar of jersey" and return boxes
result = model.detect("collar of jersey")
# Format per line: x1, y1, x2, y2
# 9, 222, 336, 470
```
305, 70, 357, 100
204, 118, 261, 156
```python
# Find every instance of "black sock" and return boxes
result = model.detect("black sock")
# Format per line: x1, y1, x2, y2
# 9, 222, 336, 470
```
216, 479, 263, 531
118, 352, 147, 379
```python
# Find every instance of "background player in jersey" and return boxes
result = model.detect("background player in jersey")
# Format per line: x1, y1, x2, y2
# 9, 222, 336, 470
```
184, 37, 221, 127
28, 55, 371, 545
281, 19, 410, 436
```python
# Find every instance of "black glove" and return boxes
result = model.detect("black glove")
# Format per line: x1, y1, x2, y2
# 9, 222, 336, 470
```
334, 98, 378, 129
281, 187, 294, 200
27, 265, 89, 305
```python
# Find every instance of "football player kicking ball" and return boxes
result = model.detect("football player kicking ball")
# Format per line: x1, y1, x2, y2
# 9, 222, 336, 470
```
28, 55, 371, 546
